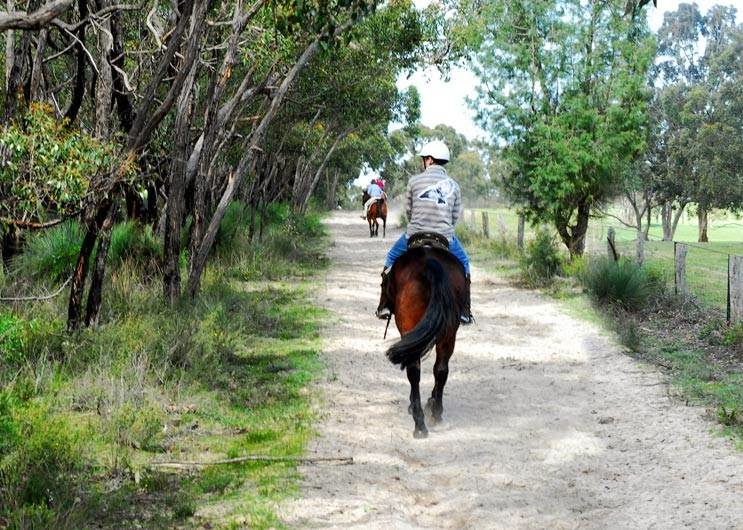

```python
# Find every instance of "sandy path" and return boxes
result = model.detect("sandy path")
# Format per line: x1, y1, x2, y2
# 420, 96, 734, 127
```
280, 210, 743, 529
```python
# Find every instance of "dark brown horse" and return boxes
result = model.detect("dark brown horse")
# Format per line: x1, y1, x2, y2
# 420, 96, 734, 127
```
385, 242, 466, 438
362, 190, 387, 238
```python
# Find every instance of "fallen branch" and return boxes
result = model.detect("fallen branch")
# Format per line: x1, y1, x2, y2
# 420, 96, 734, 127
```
149, 455, 354, 468
0, 275, 72, 302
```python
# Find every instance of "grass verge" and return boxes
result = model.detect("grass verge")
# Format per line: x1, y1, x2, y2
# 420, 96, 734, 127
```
1, 206, 329, 529
467, 232, 743, 447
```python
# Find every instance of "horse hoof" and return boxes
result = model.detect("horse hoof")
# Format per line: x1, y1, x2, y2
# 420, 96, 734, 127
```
413, 428, 428, 439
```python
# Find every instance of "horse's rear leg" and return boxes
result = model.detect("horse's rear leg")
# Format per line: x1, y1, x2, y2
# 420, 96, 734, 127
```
382, 218, 386, 238
426, 335, 455, 425
368, 220, 373, 238
406, 360, 427, 438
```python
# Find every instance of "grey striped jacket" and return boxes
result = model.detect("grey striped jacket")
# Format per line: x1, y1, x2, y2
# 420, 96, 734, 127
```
405, 165, 462, 241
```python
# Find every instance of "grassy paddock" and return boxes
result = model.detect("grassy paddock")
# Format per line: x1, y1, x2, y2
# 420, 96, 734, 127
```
0, 205, 329, 529
465, 206, 743, 311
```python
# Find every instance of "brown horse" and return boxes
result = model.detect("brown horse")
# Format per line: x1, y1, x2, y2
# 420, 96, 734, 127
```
362, 190, 387, 238
384, 240, 466, 438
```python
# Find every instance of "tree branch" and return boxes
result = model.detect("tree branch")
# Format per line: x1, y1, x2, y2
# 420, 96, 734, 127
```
0, 275, 72, 302
0, 0, 73, 32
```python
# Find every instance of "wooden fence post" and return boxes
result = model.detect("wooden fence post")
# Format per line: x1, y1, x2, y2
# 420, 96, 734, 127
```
607, 227, 618, 261
675, 242, 688, 296
517, 214, 525, 251
469, 209, 476, 229
636, 230, 645, 265
481, 211, 490, 239
728, 255, 743, 323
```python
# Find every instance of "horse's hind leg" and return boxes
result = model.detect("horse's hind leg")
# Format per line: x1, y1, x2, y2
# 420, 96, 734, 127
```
406, 360, 427, 438
426, 335, 455, 425
382, 218, 386, 238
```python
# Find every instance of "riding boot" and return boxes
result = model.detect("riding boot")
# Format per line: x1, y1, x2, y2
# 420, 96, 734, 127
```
375, 269, 392, 319
460, 275, 474, 325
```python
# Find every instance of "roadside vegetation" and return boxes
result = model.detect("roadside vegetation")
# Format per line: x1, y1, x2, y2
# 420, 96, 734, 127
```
463, 205, 743, 446
0, 204, 329, 529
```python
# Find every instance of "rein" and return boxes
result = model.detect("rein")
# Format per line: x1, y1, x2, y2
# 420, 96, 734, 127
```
383, 313, 392, 339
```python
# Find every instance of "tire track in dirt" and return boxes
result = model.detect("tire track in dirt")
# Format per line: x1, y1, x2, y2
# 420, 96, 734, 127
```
280, 210, 743, 529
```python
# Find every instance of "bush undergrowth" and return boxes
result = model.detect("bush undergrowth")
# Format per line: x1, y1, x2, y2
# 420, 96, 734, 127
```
0, 204, 329, 528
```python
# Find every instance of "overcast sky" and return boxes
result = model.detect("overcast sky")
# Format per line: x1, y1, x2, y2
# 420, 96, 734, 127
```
399, 0, 743, 141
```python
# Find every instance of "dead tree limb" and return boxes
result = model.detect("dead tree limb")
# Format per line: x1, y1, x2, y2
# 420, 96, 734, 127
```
0, 0, 73, 31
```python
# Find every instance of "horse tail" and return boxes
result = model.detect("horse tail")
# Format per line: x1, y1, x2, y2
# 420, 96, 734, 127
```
386, 258, 458, 370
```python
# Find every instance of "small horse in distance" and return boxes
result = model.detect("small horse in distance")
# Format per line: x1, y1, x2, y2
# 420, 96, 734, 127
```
384, 233, 466, 438
362, 190, 387, 238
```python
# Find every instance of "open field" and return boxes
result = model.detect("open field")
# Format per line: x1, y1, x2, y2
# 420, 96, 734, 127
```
465, 206, 743, 312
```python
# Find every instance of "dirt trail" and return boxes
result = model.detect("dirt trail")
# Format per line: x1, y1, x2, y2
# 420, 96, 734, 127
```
281, 210, 743, 529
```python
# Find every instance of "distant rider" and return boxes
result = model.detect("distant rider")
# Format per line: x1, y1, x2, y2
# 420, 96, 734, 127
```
375, 140, 473, 325
361, 178, 386, 219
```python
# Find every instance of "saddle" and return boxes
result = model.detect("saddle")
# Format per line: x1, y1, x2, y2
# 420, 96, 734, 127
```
407, 232, 449, 251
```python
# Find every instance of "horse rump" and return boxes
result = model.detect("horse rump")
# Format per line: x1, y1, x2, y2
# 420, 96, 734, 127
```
386, 257, 458, 370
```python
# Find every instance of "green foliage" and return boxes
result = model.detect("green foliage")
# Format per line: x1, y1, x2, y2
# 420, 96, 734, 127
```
520, 229, 562, 286
13, 221, 84, 282
0, 311, 61, 369
471, 0, 654, 255
0, 313, 24, 365
215, 202, 250, 252
582, 257, 661, 311
0, 104, 126, 225
237, 208, 328, 281
723, 323, 743, 348
109, 221, 161, 268
0, 399, 86, 527
561, 256, 587, 279
617, 316, 642, 352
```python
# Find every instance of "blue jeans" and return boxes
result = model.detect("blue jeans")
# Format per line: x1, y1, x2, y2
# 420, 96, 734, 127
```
384, 234, 471, 276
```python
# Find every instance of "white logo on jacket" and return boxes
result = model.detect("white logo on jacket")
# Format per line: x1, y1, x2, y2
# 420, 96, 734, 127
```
418, 179, 456, 205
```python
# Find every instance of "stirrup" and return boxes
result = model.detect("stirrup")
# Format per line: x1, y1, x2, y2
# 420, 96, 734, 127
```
376, 307, 392, 320
459, 314, 474, 326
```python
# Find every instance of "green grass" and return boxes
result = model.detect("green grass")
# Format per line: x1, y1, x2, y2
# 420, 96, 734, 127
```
466, 205, 743, 311
0, 207, 330, 529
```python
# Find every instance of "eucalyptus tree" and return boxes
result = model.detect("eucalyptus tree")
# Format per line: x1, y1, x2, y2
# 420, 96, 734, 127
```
470, 0, 653, 257
650, 3, 743, 242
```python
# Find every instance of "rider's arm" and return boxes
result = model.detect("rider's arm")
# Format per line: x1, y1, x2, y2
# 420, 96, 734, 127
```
405, 180, 413, 220
451, 184, 462, 226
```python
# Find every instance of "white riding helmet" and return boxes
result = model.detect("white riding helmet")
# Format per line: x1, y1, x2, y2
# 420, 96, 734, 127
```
416, 140, 450, 162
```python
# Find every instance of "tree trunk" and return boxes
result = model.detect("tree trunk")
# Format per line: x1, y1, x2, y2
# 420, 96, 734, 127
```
163, 64, 196, 305
28, 28, 47, 101
644, 204, 651, 241
326, 168, 340, 209
300, 131, 348, 213
556, 200, 590, 259
4, 29, 31, 122
187, 36, 324, 297
64, 0, 88, 122
636, 227, 645, 265
5, 0, 14, 95
697, 206, 709, 243
671, 202, 686, 241
67, 200, 112, 331
84, 207, 116, 327
661, 202, 672, 241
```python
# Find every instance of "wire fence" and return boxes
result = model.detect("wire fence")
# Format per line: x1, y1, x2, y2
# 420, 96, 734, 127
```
465, 208, 743, 323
